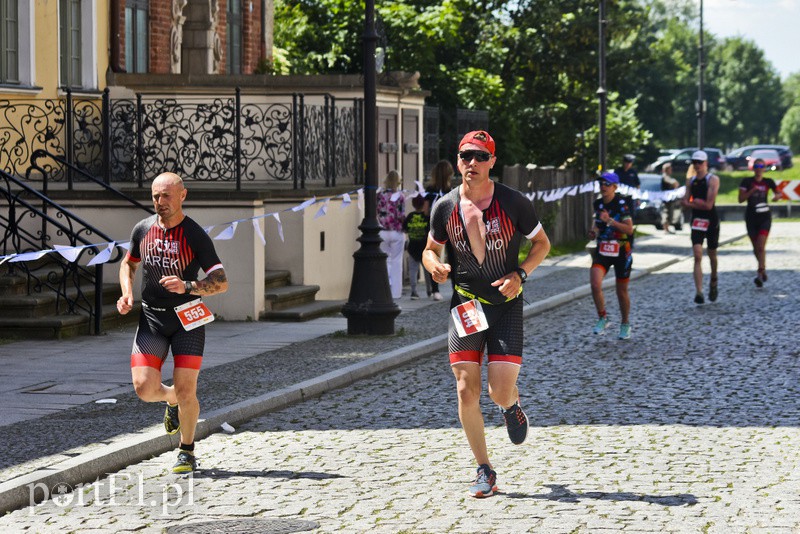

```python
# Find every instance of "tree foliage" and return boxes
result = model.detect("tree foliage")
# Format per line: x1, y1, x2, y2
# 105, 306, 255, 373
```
273, 0, 797, 169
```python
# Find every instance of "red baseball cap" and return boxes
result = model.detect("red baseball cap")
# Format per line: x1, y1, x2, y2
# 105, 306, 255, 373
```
458, 130, 496, 156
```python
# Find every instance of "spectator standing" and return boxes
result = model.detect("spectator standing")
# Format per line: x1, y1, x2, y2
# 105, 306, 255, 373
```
660, 162, 680, 234
615, 154, 640, 189
403, 194, 432, 299
424, 160, 455, 301
377, 170, 406, 299
738, 157, 782, 287
681, 150, 720, 304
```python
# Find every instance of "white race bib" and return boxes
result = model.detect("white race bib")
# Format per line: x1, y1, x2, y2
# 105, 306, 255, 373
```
451, 299, 488, 338
691, 218, 710, 231
174, 298, 215, 331
598, 240, 620, 257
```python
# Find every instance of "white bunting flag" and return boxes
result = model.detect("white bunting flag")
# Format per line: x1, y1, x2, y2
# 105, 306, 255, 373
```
390, 191, 402, 202
53, 244, 85, 263
315, 199, 329, 219
341, 192, 351, 209
88, 242, 117, 266
567, 186, 579, 196
357, 188, 365, 211
118, 241, 131, 251
214, 222, 238, 240
415, 181, 425, 195
0, 254, 15, 266
253, 219, 266, 246
272, 213, 284, 242
10, 250, 51, 262
204, 226, 215, 235
292, 196, 316, 212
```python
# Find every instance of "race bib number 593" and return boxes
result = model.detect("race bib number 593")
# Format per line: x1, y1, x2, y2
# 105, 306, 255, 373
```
174, 298, 215, 331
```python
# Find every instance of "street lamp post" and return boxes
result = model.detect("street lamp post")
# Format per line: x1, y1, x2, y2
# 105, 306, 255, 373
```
340, 0, 400, 335
697, 0, 706, 149
597, 0, 608, 172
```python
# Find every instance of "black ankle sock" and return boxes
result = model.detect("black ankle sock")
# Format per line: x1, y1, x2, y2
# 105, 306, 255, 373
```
180, 442, 195, 452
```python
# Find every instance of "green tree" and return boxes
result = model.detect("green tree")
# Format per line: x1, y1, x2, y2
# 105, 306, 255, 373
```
780, 106, 800, 153
581, 93, 653, 172
705, 37, 785, 148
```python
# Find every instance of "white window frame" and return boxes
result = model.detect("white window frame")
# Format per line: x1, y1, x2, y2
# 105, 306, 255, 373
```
58, 0, 97, 90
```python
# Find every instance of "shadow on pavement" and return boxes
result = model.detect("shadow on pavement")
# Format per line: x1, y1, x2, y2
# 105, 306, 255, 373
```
505, 484, 698, 506
193, 469, 344, 481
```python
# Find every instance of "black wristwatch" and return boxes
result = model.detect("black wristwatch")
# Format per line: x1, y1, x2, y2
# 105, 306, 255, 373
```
515, 267, 528, 284
184, 280, 193, 294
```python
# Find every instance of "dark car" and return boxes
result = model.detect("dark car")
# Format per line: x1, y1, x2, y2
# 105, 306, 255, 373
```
649, 147, 725, 174
725, 144, 793, 170
633, 173, 684, 231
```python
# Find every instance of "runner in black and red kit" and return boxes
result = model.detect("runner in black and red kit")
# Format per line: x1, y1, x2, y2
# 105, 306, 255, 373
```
117, 172, 228, 473
423, 131, 550, 498
738, 157, 782, 287
681, 150, 720, 304
588, 171, 634, 340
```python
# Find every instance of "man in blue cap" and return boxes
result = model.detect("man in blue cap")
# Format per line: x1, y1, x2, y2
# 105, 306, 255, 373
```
588, 172, 634, 339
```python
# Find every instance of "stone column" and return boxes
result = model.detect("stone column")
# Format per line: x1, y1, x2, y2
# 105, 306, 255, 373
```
181, 0, 222, 74
171, 0, 188, 73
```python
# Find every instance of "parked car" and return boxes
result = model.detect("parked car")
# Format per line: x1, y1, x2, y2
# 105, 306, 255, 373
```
649, 147, 725, 174
747, 148, 782, 171
633, 173, 684, 231
726, 144, 793, 170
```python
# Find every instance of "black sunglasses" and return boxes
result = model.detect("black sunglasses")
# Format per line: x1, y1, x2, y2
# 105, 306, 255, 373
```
458, 150, 492, 162
691, 159, 705, 165
600, 180, 614, 187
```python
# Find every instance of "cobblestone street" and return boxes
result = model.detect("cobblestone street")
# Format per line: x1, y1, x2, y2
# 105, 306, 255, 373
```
4, 223, 800, 533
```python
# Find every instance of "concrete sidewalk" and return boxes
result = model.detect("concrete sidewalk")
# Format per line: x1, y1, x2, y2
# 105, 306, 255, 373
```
0, 223, 747, 513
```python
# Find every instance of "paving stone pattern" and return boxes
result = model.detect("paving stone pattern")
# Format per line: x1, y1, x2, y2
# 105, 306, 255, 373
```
3, 224, 799, 533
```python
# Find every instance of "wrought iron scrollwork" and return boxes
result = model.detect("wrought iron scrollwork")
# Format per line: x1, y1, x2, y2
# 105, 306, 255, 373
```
0, 99, 66, 179
240, 102, 293, 181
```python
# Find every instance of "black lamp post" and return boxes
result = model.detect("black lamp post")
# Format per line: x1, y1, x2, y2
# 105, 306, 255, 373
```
341, 0, 400, 335
697, 0, 706, 149
597, 0, 608, 172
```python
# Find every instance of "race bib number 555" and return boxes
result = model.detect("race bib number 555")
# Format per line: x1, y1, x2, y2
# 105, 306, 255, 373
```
174, 298, 215, 331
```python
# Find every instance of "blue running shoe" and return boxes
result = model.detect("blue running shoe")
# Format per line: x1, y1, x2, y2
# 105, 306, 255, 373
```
618, 323, 631, 340
593, 317, 609, 335
469, 464, 497, 498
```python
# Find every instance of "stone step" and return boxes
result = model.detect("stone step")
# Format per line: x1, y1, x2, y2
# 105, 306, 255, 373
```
0, 283, 122, 319
264, 284, 320, 312
0, 302, 140, 340
264, 269, 291, 290
260, 300, 345, 322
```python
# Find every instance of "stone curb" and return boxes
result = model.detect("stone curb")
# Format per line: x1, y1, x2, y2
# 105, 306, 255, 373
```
0, 230, 746, 513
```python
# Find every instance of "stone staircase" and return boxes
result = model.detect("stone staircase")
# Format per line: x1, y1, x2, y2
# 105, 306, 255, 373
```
0, 262, 140, 340
260, 270, 345, 322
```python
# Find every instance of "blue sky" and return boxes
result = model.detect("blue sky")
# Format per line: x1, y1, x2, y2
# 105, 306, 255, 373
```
704, 0, 799, 79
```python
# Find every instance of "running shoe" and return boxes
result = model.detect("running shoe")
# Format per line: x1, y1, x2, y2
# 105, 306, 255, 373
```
709, 279, 718, 302
754, 275, 763, 288
694, 293, 704, 304
592, 316, 609, 335
469, 464, 497, 498
618, 323, 631, 340
502, 401, 529, 445
172, 451, 197, 474
410, 292, 420, 300
164, 403, 180, 435
432, 292, 443, 301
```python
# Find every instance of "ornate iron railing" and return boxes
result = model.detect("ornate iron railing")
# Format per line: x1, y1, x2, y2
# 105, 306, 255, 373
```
0, 89, 364, 189
0, 168, 124, 334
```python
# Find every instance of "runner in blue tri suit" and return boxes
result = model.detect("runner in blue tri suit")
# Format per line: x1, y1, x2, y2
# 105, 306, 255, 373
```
117, 172, 228, 473
681, 150, 720, 304
738, 157, 782, 287
588, 171, 634, 340
423, 130, 550, 498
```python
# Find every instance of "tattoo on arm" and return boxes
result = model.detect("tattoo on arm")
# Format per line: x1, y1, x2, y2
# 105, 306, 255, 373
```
194, 269, 228, 296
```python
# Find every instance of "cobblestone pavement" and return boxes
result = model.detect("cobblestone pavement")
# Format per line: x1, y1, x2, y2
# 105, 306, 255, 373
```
3, 223, 799, 533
